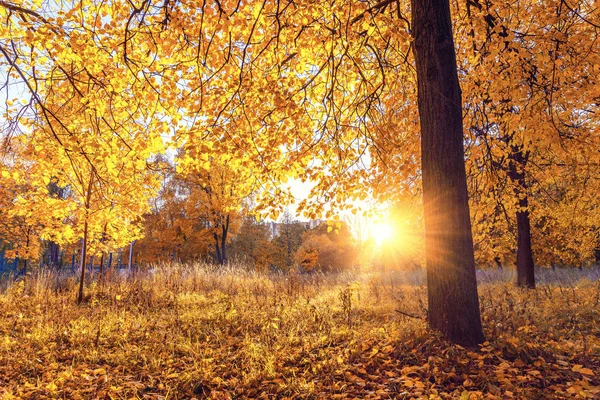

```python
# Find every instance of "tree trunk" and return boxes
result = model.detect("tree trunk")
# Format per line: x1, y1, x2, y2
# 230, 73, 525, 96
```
77, 169, 94, 304
213, 233, 223, 265
99, 253, 105, 277
412, 0, 485, 346
48, 241, 60, 268
77, 229, 88, 304
221, 215, 229, 265
23, 234, 29, 274
212, 216, 230, 266
128, 241, 134, 273
507, 145, 535, 288
515, 207, 535, 288
98, 222, 108, 277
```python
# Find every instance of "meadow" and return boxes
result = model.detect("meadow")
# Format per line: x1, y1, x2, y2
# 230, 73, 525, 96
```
0, 264, 599, 399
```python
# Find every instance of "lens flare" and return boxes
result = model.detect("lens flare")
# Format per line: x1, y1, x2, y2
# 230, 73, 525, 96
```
369, 222, 394, 246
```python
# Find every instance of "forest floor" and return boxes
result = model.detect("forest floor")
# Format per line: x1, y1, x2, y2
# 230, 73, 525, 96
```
0, 264, 599, 399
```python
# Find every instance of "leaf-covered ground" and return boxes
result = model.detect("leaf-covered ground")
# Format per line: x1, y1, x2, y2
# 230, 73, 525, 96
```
0, 265, 599, 399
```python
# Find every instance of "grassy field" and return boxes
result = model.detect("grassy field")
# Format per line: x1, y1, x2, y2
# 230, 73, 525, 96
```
0, 264, 599, 399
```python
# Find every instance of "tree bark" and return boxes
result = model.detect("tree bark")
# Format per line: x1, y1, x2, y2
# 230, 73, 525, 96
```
221, 215, 229, 265
515, 207, 535, 288
77, 169, 94, 304
77, 229, 88, 304
507, 146, 535, 288
99, 252, 105, 277
412, 0, 485, 346
48, 241, 60, 268
214, 238, 222, 264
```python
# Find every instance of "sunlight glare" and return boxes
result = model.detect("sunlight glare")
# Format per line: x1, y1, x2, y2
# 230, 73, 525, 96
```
369, 222, 394, 246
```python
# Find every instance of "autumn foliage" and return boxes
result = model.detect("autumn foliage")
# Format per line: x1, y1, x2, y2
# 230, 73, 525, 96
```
2, 0, 600, 387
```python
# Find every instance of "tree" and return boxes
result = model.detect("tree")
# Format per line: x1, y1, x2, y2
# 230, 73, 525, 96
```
229, 217, 276, 271
295, 221, 357, 272
411, 0, 484, 345
4, 102, 161, 302
177, 158, 250, 266
272, 211, 306, 269
135, 159, 213, 264
460, 0, 600, 285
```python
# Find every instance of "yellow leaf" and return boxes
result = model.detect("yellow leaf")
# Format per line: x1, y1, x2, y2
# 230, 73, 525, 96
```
46, 382, 58, 391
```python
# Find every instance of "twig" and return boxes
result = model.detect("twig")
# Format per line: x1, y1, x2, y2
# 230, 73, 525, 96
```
395, 309, 425, 320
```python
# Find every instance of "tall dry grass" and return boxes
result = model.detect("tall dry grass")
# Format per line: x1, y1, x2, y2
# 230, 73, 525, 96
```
0, 263, 599, 398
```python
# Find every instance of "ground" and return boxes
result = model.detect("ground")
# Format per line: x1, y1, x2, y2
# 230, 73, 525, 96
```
0, 265, 599, 399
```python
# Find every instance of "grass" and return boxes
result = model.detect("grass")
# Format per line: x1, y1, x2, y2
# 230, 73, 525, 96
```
0, 263, 599, 399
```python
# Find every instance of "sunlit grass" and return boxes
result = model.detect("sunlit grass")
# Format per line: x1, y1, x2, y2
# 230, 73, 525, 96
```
0, 263, 599, 398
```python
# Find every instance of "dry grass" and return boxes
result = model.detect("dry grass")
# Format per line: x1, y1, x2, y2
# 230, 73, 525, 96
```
0, 263, 599, 399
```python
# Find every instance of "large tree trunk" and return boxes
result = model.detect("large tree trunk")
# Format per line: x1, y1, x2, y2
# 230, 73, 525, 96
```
412, 0, 485, 346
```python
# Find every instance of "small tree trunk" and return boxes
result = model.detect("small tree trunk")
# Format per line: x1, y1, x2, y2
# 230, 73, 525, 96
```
516, 206, 535, 288
77, 227, 88, 304
213, 233, 223, 265
507, 146, 535, 288
221, 215, 229, 265
77, 168, 94, 304
99, 253, 105, 277
49, 241, 60, 268
97, 222, 108, 278
23, 234, 29, 274
412, 0, 484, 346
128, 241, 134, 273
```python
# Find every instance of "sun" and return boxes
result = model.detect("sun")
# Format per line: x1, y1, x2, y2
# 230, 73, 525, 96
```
369, 221, 395, 246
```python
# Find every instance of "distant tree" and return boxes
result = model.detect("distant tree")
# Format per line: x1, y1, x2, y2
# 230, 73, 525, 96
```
43, 181, 70, 268
177, 148, 258, 265
229, 217, 276, 271
294, 221, 357, 272
272, 211, 306, 269
135, 158, 212, 264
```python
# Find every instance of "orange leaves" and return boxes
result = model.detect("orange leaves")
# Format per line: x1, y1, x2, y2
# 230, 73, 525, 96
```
573, 365, 596, 377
